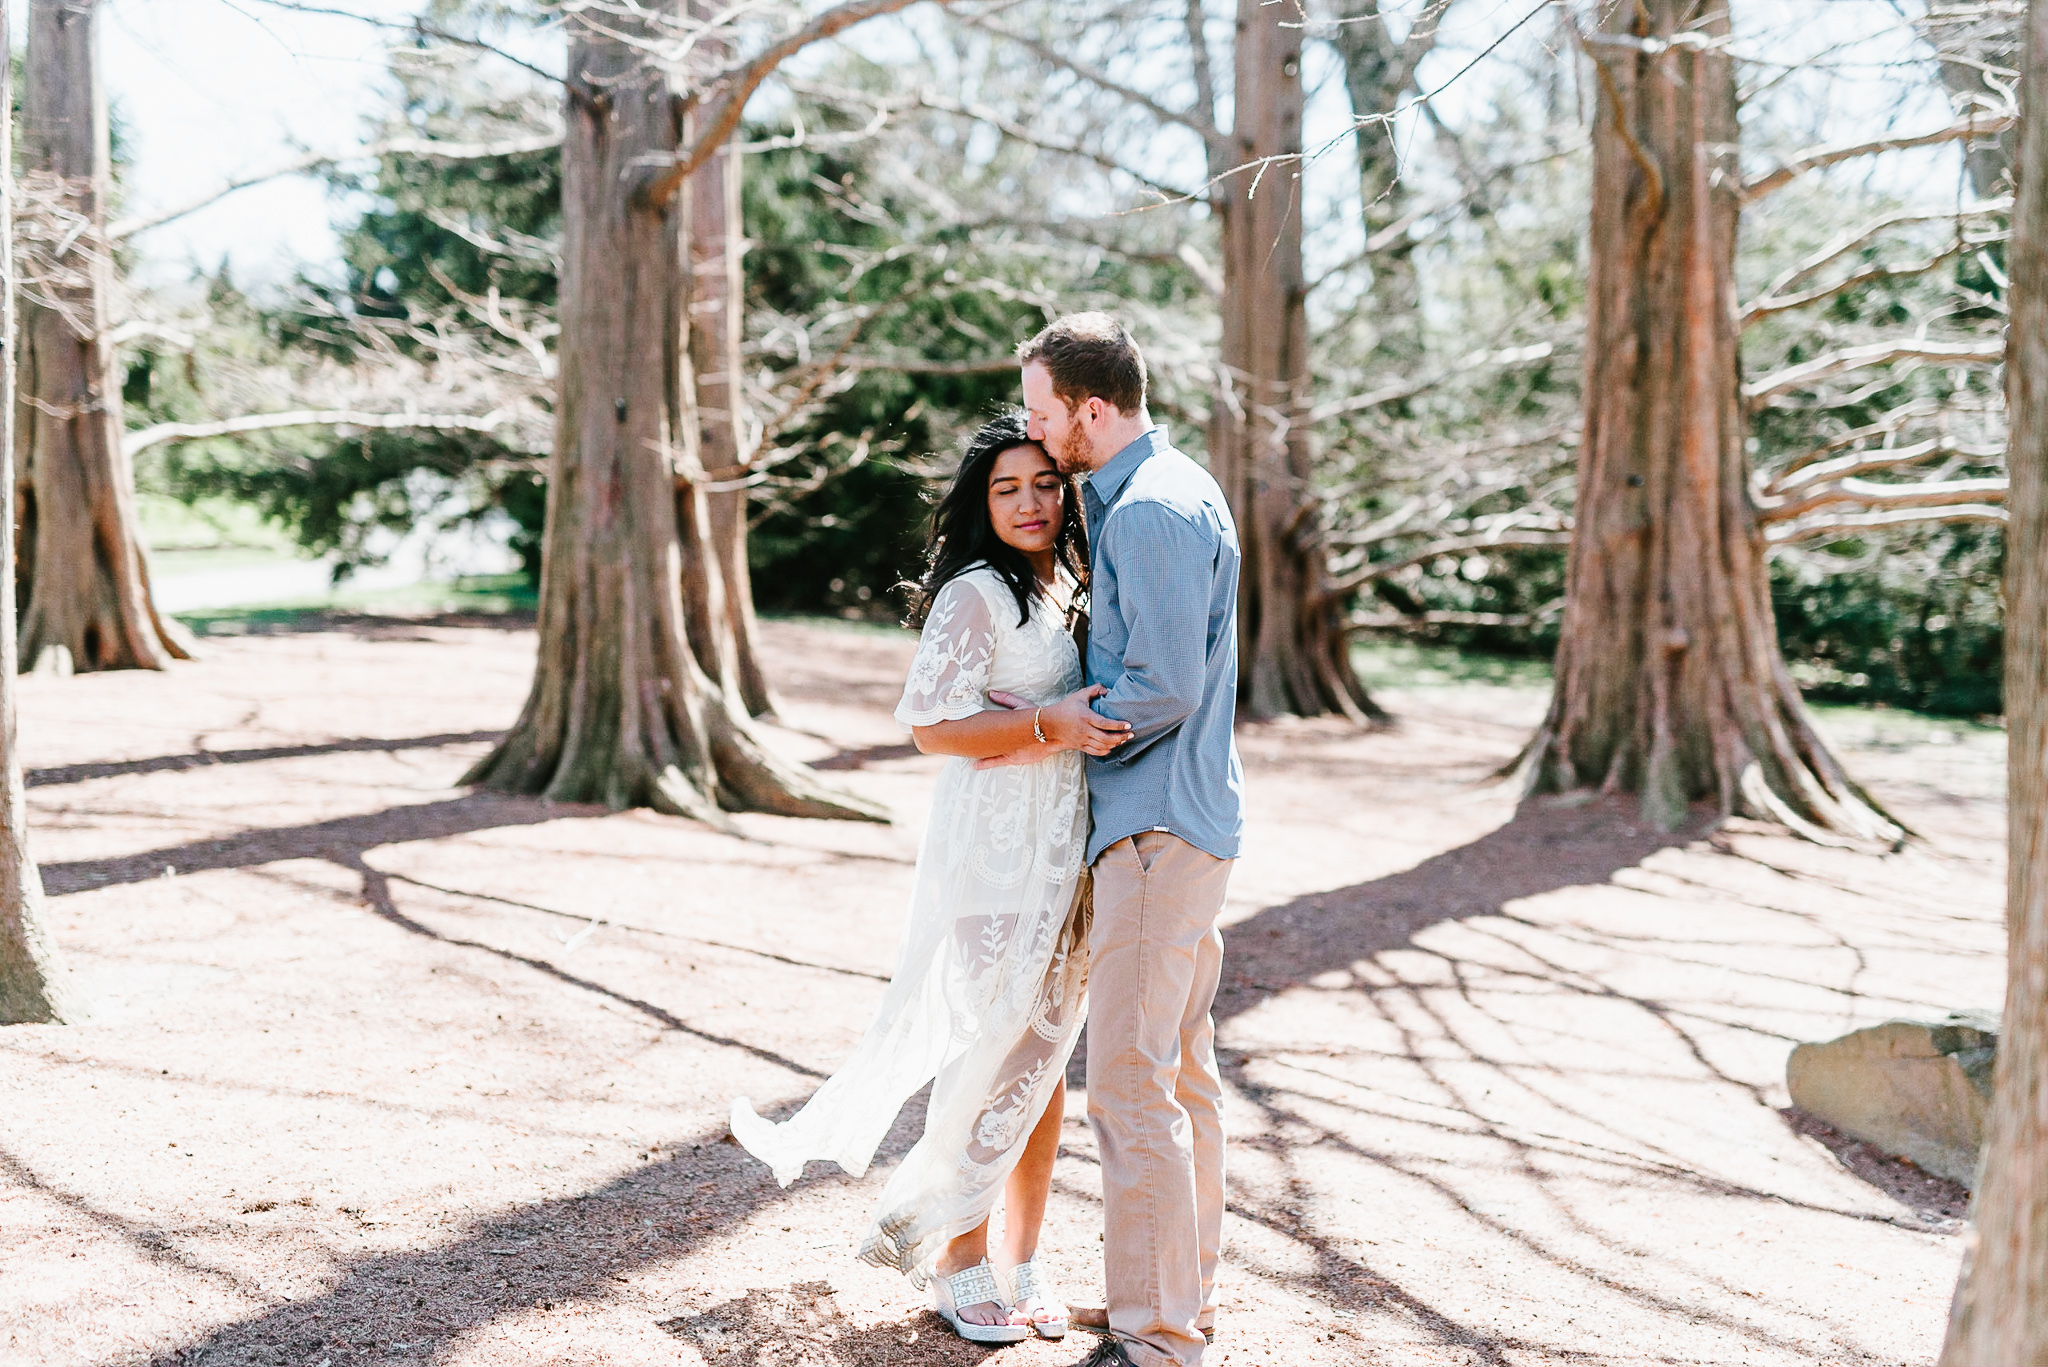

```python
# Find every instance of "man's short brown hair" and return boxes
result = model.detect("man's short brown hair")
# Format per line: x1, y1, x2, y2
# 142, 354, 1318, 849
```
1017, 312, 1148, 415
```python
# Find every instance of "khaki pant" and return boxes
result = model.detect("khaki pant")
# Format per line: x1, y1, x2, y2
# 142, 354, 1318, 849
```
1087, 830, 1232, 1367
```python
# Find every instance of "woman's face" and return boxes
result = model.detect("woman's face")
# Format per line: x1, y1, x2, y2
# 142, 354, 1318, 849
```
986, 444, 1064, 558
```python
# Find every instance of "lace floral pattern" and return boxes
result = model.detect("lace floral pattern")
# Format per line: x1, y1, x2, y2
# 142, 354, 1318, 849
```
730, 566, 1090, 1285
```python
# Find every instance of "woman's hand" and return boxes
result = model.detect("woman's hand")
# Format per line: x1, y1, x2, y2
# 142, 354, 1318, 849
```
1041, 685, 1134, 753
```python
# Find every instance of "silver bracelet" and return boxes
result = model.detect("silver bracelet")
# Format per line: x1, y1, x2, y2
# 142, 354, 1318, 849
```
1033, 708, 1047, 744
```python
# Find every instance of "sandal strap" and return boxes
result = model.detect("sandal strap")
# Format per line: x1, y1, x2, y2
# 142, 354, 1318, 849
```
942, 1259, 1006, 1309
1011, 1259, 1061, 1307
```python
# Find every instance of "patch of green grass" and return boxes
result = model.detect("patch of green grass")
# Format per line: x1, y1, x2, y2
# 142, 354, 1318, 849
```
153, 545, 312, 574
757, 610, 912, 639
1806, 701, 2004, 751
1351, 636, 1554, 692
175, 574, 537, 635
136, 492, 294, 552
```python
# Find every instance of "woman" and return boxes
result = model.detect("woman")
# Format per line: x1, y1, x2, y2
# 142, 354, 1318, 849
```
730, 413, 1129, 1343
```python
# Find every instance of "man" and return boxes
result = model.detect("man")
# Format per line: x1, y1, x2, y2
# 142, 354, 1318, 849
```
1019, 312, 1245, 1367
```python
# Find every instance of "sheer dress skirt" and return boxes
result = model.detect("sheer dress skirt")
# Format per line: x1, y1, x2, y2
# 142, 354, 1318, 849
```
730, 567, 1090, 1284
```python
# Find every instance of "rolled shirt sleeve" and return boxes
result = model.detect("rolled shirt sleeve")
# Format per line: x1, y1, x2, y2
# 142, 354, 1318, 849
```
1091, 501, 1215, 766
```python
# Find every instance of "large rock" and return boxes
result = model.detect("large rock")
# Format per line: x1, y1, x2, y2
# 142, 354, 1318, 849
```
1786, 1010, 1998, 1187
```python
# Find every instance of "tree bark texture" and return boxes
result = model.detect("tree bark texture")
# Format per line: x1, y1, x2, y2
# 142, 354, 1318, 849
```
1521, 0, 1894, 840
684, 67, 776, 718
462, 7, 882, 825
1210, 0, 1379, 722
16, 0, 189, 675
1939, 1, 2048, 1357
0, 0, 84, 1024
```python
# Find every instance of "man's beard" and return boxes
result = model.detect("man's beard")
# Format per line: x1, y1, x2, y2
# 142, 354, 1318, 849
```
1052, 423, 1093, 475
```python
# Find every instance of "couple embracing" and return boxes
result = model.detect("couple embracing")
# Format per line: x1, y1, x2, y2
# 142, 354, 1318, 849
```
730, 312, 1243, 1367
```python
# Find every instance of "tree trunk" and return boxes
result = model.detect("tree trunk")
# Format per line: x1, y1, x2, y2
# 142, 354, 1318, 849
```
1926, 0, 2020, 199
1330, 0, 1424, 364
1519, 0, 1893, 841
0, 0, 84, 1024
1939, 1, 2048, 1355
685, 64, 776, 719
16, 0, 189, 675
462, 6, 882, 826
1210, 0, 1379, 722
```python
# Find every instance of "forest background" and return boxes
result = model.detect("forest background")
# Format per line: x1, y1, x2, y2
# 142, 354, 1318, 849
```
34, 0, 2012, 721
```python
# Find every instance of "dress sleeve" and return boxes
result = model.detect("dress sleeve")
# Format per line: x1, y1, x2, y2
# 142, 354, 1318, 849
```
895, 576, 998, 727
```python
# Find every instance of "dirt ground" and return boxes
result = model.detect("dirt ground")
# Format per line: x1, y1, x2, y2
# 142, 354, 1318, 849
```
0, 614, 2008, 1367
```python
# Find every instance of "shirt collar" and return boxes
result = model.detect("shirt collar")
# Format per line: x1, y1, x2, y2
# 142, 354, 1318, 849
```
1085, 425, 1169, 505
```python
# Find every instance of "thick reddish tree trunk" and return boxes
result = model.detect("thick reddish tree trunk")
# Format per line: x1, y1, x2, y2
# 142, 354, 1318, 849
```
463, 6, 880, 825
16, 0, 188, 675
1939, 1, 2048, 1354
0, 0, 83, 1023
1520, 0, 1892, 841
1210, 0, 1378, 722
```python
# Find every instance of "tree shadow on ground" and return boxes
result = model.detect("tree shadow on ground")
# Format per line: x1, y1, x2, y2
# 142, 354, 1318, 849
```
175, 608, 537, 640
1779, 1108, 1969, 1224
96, 794, 1928, 1366
38, 793, 570, 896
1152, 795, 1949, 1364
27, 732, 505, 789
1066, 795, 1701, 1090
135, 1120, 815, 1367
132, 1119, 979, 1366
1213, 795, 1702, 1031
662, 1281, 1008, 1366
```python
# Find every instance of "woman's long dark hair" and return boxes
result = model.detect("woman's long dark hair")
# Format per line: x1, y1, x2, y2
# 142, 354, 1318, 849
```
907, 412, 1088, 628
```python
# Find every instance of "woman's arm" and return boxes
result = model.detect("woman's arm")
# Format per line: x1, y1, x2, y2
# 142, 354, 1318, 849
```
913, 684, 1132, 759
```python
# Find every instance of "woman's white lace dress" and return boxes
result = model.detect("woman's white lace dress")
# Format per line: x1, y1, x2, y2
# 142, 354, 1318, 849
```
729, 565, 1090, 1284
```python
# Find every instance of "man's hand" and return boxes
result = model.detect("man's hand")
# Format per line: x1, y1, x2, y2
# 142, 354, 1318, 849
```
976, 685, 1131, 768
975, 740, 1064, 770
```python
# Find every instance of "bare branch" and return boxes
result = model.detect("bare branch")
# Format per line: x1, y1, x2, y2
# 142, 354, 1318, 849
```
1324, 529, 1571, 597
1743, 111, 2018, 201
642, 0, 952, 209
1765, 503, 2008, 542
1752, 200, 2010, 305
110, 133, 563, 240
123, 409, 518, 459
1309, 342, 1556, 422
963, 16, 1222, 147
1743, 338, 2006, 410
234, 0, 565, 85
1740, 234, 2002, 325
1346, 600, 1564, 635
1765, 435, 2005, 493
1767, 400, 1946, 479
835, 354, 1017, 374
1758, 475, 2008, 527
907, 89, 1197, 201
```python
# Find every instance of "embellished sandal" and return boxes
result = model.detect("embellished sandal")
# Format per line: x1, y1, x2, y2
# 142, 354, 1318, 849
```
933, 1258, 1029, 1344
1009, 1258, 1069, 1339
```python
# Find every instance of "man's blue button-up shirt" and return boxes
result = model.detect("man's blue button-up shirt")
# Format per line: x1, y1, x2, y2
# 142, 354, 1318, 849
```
1081, 425, 1245, 865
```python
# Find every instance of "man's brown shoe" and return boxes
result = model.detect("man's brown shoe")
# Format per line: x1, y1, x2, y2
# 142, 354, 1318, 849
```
1069, 1306, 1217, 1342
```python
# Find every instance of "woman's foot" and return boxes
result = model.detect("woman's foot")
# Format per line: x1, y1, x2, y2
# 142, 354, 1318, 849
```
933, 1258, 1029, 1344
1006, 1257, 1068, 1339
